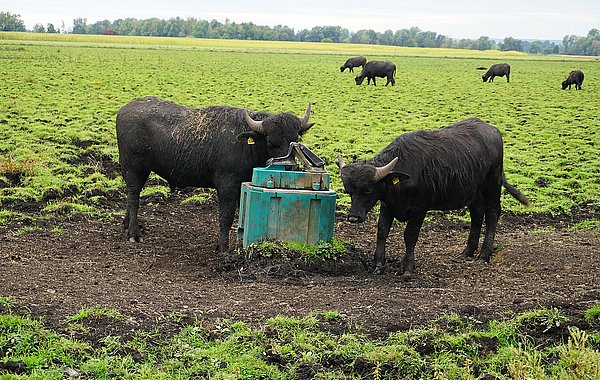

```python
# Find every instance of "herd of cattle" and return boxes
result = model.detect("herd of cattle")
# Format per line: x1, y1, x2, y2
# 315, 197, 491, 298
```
341, 55, 585, 90
115, 54, 586, 277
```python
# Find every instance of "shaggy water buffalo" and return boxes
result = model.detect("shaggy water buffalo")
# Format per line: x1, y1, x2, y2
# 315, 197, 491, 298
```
116, 97, 314, 251
482, 63, 510, 82
355, 61, 396, 86
340, 56, 367, 72
337, 118, 530, 277
562, 70, 584, 90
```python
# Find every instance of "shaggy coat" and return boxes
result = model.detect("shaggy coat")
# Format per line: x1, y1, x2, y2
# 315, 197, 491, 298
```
116, 96, 313, 251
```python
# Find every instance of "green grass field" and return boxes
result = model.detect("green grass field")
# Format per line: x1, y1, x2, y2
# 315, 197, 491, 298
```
0, 296, 599, 379
1, 32, 598, 226
0, 30, 599, 380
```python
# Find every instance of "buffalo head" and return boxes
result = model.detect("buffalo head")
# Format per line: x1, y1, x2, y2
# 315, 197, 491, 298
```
238, 103, 314, 158
355, 75, 366, 85
337, 154, 409, 223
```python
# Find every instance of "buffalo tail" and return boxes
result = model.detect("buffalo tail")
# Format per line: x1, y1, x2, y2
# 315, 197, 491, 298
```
502, 173, 531, 206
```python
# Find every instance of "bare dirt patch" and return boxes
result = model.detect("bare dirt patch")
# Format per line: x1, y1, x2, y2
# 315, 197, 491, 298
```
1, 193, 598, 337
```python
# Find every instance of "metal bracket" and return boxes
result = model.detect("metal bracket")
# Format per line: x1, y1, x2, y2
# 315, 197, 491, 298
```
266, 142, 325, 172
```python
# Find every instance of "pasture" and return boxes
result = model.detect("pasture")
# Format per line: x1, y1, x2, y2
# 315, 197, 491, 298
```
0, 33, 599, 378
0, 33, 599, 217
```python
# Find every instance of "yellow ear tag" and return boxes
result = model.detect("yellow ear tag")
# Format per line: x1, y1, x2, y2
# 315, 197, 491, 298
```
392, 177, 400, 185
247, 137, 255, 145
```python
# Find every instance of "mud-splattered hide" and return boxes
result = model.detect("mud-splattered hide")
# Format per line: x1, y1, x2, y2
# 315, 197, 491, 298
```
116, 96, 314, 252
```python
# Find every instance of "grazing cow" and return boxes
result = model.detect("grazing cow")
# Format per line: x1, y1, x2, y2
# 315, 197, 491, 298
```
116, 96, 314, 251
482, 63, 510, 82
355, 61, 396, 86
340, 56, 367, 73
562, 70, 584, 90
337, 118, 530, 277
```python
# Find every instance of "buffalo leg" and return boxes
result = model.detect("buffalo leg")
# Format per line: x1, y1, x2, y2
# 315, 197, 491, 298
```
374, 203, 394, 274
477, 184, 502, 262
459, 199, 484, 258
123, 168, 150, 242
506, 74, 510, 83
478, 201, 501, 263
215, 180, 241, 252
401, 211, 426, 276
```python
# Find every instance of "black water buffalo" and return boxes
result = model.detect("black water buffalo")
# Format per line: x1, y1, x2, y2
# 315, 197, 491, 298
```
116, 97, 314, 251
340, 56, 367, 72
482, 63, 510, 82
337, 118, 530, 277
562, 70, 584, 90
355, 61, 396, 86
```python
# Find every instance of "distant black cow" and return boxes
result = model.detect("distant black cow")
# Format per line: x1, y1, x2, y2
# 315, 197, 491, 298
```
482, 63, 510, 82
337, 118, 530, 277
562, 70, 584, 90
340, 56, 367, 72
355, 61, 396, 86
116, 97, 314, 251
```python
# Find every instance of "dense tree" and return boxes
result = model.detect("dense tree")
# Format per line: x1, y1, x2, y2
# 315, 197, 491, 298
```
500, 37, 523, 52
32, 23, 45, 33
72, 17, 87, 34
13, 13, 597, 55
0, 12, 26, 31
46, 23, 58, 33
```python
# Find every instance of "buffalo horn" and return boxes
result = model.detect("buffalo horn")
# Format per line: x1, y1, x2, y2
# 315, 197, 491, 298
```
243, 109, 265, 134
374, 157, 399, 182
336, 153, 346, 169
299, 102, 312, 130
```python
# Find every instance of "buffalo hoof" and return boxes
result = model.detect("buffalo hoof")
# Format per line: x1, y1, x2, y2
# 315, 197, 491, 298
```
456, 248, 476, 260
475, 255, 491, 264
373, 265, 386, 275
128, 236, 143, 243
398, 271, 415, 281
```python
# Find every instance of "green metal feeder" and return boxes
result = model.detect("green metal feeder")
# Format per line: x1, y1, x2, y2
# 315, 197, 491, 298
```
237, 143, 337, 247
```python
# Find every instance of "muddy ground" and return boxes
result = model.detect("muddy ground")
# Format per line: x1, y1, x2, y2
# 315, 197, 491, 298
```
0, 193, 598, 337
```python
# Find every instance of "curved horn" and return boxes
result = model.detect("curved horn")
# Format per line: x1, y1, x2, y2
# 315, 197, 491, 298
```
374, 157, 398, 182
337, 153, 346, 169
299, 102, 311, 129
243, 109, 264, 134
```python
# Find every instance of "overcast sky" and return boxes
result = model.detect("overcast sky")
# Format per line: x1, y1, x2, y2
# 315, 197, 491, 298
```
4, 0, 599, 41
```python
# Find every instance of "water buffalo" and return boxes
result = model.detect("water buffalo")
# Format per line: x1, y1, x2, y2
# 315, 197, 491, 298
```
337, 118, 530, 277
562, 70, 584, 90
116, 96, 314, 251
340, 56, 367, 73
355, 61, 396, 86
482, 63, 510, 82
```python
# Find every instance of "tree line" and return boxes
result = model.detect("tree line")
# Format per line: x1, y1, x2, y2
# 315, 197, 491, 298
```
1, 11, 599, 56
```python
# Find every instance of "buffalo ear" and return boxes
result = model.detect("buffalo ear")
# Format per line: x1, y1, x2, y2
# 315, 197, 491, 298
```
386, 171, 410, 186
237, 131, 260, 144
